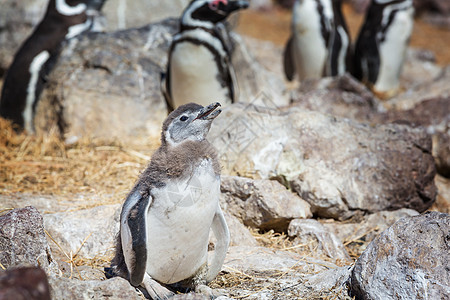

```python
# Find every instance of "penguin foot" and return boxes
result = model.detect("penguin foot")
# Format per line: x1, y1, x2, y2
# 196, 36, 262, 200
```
194, 285, 227, 299
142, 273, 175, 300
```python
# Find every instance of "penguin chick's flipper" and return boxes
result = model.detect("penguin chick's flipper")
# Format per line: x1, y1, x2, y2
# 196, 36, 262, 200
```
142, 273, 175, 300
283, 36, 296, 81
120, 188, 152, 287
206, 205, 230, 283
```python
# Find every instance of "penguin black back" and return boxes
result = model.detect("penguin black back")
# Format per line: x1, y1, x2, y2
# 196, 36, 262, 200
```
0, 0, 106, 133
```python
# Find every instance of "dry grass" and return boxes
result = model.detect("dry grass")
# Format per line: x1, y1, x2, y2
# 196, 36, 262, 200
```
0, 118, 160, 205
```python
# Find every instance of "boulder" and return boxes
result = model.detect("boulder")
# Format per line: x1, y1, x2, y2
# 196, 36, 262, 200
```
220, 175, 312, 231
433, 175, 450, 214
222, 212, 258, 247
43, 204, 120, 259
48, 276, 142, 300
209, 103, 436, 220
323, 208, 420, 244
0, 267, 51, 300
350, 211, 450, 300
287, 219, 352, 264
0, 206, 59, 276
36, 19, 178, 141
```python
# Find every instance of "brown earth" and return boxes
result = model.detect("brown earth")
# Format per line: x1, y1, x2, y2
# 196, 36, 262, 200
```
236, 4, 450, 66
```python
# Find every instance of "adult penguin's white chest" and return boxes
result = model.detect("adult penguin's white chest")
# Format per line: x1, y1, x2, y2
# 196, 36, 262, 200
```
292, 0, 332, 79
145, 158, 220, 284
170, 33, 229, 108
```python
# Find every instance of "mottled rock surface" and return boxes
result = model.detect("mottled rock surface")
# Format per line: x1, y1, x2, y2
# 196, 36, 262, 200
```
288, 219, 352, 263
0, 267, 51, 300
210, 104, 436, 220
351, 211, 450, 300
43, 204, 120, 259
221, 175, 312, 231
0, 207, 58, 276
48, 276, 142, 300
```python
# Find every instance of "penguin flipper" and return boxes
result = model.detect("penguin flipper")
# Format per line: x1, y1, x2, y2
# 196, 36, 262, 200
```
206, 205, 230, 283
120, 188, 152, 286
283, 36, 296, 81
160, 71, 174, 113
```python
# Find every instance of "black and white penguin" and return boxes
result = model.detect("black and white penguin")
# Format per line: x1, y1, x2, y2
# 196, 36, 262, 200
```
353, 0, 414, 98
0, 0, 106, 133
283, 0, 353, 81
110, 102, 230, 299
161, 0, 249, 112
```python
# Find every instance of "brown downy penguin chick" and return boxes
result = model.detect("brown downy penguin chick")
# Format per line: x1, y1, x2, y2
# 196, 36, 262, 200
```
110, 102, 229, 299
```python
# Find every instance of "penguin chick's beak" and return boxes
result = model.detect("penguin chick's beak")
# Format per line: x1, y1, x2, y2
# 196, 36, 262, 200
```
195, 102, 222, 121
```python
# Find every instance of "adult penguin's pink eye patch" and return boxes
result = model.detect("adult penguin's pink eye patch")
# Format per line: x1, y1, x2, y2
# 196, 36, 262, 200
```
209, 0, 228, 10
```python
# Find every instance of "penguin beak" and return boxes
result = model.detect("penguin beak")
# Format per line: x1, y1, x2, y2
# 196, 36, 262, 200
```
195, 102, 222, 121
221, 0, 249, 13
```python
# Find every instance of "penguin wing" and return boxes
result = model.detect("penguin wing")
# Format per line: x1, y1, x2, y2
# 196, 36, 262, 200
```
160, 70, 174, 113
228, 59, 239, 103
120, 188, 152, 286
283, 36, 296, 81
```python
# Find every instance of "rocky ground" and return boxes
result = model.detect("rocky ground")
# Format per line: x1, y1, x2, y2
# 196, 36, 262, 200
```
1, 1, 450, 300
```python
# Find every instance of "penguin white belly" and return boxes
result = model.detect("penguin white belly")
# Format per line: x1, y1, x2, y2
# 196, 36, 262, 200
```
170, 42, 229, 108
146, 159, 220, 284
374, 8, 413, 93
292, 0, 329, 79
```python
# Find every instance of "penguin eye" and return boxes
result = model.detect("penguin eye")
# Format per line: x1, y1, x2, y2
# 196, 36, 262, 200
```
180, 116, 189, 121
208, 0, 227, 10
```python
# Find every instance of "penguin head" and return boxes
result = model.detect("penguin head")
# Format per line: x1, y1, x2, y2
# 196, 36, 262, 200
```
181, 0, 249, 28
162, 102, 222, 145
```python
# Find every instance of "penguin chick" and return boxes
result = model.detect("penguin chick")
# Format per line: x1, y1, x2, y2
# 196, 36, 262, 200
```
283, 0, 352, 81
0, 0, 106, 133
161, 0, 249, 112
111, 102, 230, 299
353, 0, 414, 99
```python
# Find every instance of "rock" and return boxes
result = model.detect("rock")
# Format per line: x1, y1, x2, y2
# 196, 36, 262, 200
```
350, 211, 450, 300
322, 209, 420, 257
209, 103, 436, 220
35, 19, 178, 141
0, 266, 51, 300
223, 246, 337, 274
102, 0, 190, 31
231, 33, 289, 108
288, 219, 352, 264
43, 204, 120, 260
400, 48, 443, 91
48, 276, 142, 300
300, 266, 353, 299
385, 65, 450, 110
223, 212, 258, 247
432, 175, 450, 214
290, 73, 384, 122
375, 96, 450, 177
220, 175, 312, 231
0, 207, 59, 276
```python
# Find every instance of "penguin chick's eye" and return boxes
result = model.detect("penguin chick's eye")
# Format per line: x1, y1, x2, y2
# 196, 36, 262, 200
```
180, 116, 189, 121
209, 0, 227, 10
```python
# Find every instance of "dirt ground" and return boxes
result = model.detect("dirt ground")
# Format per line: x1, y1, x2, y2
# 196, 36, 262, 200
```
236, 4, 450, 66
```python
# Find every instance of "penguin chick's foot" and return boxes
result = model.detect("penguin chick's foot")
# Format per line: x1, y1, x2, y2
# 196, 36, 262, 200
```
195, 284, 227, 299
142, 273, 175, 300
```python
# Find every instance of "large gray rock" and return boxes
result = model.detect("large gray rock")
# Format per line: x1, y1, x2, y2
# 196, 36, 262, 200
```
323, 208, 420, 244
43, 204, 120, 259
0, 207, 59, 276
0, 267, 51, 300
288, 219, 352, 264
36, 19, 177, 140
48, 276, 142, 300
209, 103, 436, 220
220, 175, 311, 231
350, 211, 450, 300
